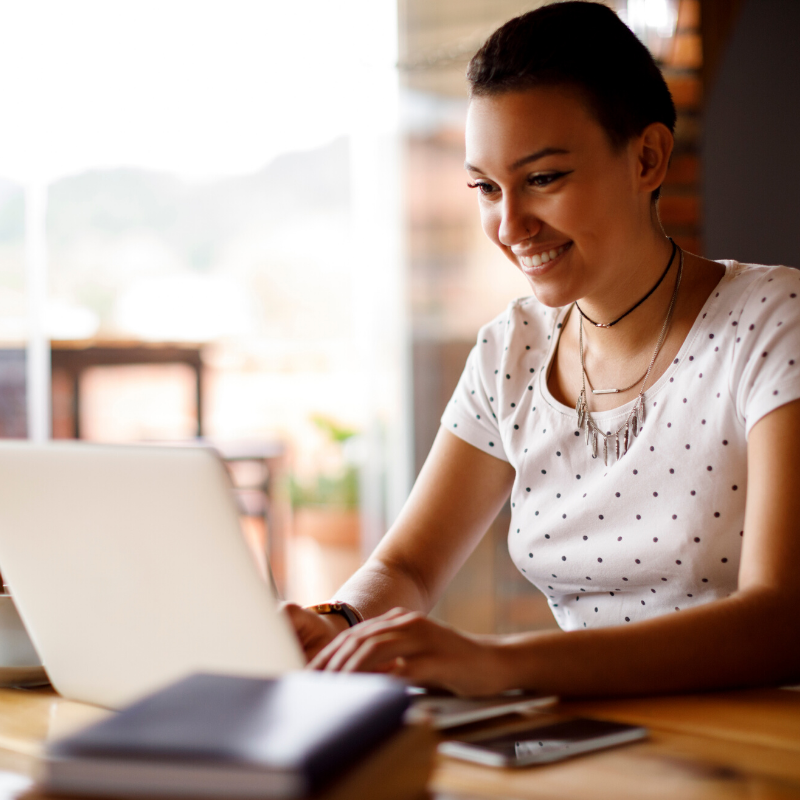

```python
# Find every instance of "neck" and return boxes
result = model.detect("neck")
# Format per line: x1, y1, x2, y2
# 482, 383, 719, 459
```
577, 239, 676, 329
577, 232, 676, 358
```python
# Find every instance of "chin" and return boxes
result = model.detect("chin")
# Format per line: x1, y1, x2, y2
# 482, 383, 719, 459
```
512, 246, 582, 309
525, 278, 579, 310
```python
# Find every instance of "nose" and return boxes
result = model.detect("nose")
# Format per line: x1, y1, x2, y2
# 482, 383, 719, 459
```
497, 193, 541, 247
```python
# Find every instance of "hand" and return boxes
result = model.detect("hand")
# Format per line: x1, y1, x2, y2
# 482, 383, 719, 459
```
308, 608, 508, 697
281, 602, 350, 661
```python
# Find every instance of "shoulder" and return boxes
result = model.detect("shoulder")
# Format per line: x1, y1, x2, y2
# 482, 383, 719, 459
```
463, 297, 564, 393
719, 262, 800, 434
697, 261, 800, 333
725, 263, 800, 327
718, 261, 800, 301
474, 295, 565, 350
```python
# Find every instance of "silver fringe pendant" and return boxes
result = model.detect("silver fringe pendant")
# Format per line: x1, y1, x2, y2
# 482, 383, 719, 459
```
575, 246, 684, 466
578, 386, 647, 466
576, 392, 587, 429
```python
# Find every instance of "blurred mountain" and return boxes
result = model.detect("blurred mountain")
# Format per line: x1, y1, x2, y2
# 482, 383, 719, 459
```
45, 136, 351, 272
0, 137, 352, 340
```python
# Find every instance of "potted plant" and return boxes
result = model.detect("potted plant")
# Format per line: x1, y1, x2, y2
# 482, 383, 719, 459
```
289, 416, 360, 548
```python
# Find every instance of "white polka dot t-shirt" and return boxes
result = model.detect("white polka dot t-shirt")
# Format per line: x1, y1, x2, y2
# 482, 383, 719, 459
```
441, 262, 800, 630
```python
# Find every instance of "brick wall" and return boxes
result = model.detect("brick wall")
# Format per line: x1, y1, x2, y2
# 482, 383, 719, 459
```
659, 0, 704, 255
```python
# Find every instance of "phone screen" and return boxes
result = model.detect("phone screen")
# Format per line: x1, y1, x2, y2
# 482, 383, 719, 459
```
440, 718, 648, 767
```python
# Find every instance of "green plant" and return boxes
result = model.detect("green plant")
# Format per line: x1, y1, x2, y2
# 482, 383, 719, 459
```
309, 415, 358, 444
289, 416, 360, 510
289, 467, 359, 510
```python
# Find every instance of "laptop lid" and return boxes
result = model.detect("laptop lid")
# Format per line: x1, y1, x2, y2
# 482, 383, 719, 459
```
0, 441, 305, 709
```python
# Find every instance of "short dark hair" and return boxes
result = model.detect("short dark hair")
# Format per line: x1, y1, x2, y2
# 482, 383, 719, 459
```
467, 1, 676, 199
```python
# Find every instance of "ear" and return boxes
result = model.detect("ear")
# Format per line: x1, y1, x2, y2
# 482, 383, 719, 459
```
636, 122, 674, 196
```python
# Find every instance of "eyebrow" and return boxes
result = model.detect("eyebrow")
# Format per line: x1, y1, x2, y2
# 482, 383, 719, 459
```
464, 147, 570, 174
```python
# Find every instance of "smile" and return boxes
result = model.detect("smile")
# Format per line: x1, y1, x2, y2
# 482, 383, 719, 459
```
518, 243, 571, 268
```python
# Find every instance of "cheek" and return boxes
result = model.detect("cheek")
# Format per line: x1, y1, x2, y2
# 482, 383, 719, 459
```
547, 189, 586, 227
479, 204, 502, 246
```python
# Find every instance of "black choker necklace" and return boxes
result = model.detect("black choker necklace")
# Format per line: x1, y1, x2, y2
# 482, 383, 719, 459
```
575, 239, 678, 329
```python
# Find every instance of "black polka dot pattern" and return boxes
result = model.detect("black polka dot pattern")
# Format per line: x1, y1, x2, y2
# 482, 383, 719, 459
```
440, 264, 799, 631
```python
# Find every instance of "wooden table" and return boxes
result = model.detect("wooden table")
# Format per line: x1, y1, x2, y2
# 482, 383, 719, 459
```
0, 686, 799, 799
433, 687, 800, 799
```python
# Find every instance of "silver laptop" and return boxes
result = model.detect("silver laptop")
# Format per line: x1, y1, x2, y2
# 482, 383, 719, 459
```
0, 441, 556, 725
0, 441, 304, 709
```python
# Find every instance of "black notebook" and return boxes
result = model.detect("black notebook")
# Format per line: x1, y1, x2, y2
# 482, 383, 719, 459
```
42, 671, 410, 798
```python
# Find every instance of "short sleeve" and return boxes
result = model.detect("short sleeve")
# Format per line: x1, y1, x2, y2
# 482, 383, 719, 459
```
440, 316, 509, 461
730, 267, 800, 436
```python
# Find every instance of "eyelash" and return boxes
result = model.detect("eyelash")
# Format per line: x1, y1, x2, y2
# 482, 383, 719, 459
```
466, 181, 496, 195
467, 171, 570, 195
529, 171, 569, 187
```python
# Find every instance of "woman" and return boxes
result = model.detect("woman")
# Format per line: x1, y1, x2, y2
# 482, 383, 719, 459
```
286, 1, 800, 697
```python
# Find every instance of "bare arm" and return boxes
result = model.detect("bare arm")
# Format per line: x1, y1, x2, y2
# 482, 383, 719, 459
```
311, 400, 800, 696
334, 428, 515, 616
284, 428, 514, 657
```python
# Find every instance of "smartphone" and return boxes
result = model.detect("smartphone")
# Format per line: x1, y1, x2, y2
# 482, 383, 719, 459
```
439, 717, 648, 767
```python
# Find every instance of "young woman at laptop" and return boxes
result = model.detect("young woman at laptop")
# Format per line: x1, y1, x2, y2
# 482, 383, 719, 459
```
286, 2, 800, 697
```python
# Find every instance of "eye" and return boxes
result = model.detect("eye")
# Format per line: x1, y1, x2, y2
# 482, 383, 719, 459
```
528, 171, 571, 188
466, 181, 497, 196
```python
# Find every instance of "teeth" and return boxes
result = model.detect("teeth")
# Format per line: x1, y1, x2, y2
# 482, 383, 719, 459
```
518, 243, 568, 270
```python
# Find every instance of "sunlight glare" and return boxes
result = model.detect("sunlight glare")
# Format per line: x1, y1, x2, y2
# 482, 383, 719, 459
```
0, 0, 382, 181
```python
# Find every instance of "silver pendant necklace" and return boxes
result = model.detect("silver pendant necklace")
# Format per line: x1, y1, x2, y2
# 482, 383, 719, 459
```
576, 246, 683, 465
584, 364, 649, 395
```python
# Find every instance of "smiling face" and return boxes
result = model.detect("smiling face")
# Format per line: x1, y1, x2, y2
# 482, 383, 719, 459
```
465, 86, 659, 310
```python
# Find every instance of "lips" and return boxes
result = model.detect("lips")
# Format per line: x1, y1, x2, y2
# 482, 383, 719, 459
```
517, 242, 571, 269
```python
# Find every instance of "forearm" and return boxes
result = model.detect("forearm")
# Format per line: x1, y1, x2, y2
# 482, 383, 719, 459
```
327, 430, 514, 622
493, 587, 800, 698
330, 554, 433, 620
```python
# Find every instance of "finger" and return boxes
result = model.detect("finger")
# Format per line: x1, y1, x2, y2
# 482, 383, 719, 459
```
337, 621, 474, 690
343, 643, 453, 690
302, 634, 335, 662
281, 602, 306, 629
309, 632, 358, 671
308, 622, 376, 670
317, 612, 427, 671
281, 604, 349, 664
308, 609, 417, 670
337, 630, 431, 674
377, 607, 412, 621
282, 603, 320, 636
